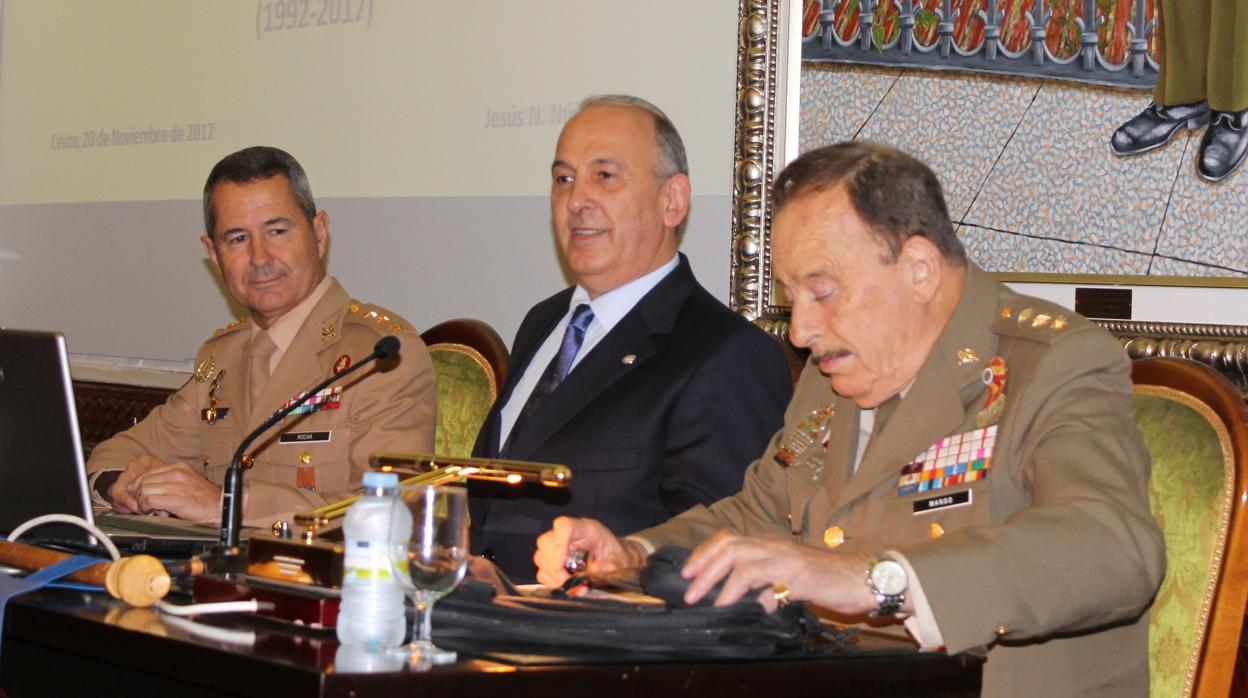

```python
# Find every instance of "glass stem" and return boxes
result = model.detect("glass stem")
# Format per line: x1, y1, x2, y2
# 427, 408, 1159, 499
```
414, 593, 433, 645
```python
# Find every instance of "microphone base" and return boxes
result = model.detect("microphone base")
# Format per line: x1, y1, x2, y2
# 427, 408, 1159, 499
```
198, 543, 249, 576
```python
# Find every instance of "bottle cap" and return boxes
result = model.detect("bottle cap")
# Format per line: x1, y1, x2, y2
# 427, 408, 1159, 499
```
361, 472, 399, 490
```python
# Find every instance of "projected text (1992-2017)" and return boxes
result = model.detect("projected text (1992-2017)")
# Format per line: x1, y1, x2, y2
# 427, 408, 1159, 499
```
256, 0, 375, 39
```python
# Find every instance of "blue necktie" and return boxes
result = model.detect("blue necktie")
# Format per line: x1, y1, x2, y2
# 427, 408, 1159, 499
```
504, 304, 595, 453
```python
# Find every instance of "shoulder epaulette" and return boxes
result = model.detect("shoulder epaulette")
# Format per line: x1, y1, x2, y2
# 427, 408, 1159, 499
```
207, 315, 251, 341
993, 303, 1074, 344
345, 301, 407, 334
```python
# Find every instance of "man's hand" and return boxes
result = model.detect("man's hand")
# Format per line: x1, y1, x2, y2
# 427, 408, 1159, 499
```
681, 530, 884, 614
125, 460, 223, 524
107, 454, 166, 514
533, 516, 649, 588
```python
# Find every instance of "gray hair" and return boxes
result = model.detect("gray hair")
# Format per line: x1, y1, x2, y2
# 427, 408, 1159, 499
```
772, 141, 966, 265
578, 94, 689, 179
202, 146, 317, 238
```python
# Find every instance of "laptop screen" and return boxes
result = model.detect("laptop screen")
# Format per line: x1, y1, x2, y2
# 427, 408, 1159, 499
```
0, 329, 96, 540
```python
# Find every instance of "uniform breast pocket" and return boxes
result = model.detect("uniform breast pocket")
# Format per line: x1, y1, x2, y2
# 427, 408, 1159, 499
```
254, 415, 353, 494
889, 478, 994, 543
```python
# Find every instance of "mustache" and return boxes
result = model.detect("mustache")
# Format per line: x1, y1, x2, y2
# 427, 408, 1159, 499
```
246, 267, 284, 285
812, 348, 851, 363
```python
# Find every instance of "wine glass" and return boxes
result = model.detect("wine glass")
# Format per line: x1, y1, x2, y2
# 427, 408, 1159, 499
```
392, 484, 469, 665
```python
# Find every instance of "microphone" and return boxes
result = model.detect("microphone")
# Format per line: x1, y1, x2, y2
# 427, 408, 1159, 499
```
215, 335, 402, 554
373, 335, 400, 360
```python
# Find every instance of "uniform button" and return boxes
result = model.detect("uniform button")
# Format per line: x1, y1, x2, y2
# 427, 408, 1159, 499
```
995, 625, 1009, 636
823, 526, 845, 548
929, 523, 945, 539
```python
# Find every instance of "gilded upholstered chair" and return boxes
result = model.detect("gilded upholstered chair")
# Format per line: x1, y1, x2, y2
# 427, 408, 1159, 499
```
1133, 357, 1248, 697
420, 319, 509, 458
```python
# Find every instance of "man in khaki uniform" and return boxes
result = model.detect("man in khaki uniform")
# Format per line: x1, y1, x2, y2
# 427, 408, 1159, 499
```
536, 142, 1165, 696
1111, 0, 1248, 181
88, 146, 436, 526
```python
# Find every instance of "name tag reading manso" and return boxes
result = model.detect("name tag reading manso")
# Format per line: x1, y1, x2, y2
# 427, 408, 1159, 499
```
279, 431, 332, 444
913, 489, 971, 515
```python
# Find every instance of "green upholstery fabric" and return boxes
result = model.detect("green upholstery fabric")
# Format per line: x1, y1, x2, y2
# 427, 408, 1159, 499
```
430, 346, 497, 458
1137, 392, 1232, 698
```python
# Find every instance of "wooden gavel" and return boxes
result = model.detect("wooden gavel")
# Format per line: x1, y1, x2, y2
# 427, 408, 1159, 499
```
0, 540, 201, 607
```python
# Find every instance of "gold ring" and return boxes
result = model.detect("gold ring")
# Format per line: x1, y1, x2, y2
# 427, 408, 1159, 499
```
772, 582, 791, 607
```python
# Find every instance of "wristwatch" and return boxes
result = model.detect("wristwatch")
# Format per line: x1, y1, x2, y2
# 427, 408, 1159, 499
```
866, 556, 908, 617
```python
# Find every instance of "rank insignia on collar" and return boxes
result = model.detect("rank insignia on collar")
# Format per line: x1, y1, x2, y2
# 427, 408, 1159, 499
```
897, 425, 996, 496
976, 356, 1007, 428
321, 320, 337, 342
333, 354, 352, 374
194, 356, 216, 384
775, 404, 835, 480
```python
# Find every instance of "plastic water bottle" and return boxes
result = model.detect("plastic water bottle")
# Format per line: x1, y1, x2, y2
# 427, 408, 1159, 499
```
336, 472, 412, 648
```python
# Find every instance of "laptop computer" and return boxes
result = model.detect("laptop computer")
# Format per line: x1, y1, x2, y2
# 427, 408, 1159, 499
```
0, 328, 217, 556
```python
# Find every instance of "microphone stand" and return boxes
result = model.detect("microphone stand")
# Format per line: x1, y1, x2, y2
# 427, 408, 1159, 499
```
207, 336, 401, 571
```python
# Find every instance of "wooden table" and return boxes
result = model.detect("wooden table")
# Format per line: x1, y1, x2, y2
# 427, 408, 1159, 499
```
1, 588, 981, 697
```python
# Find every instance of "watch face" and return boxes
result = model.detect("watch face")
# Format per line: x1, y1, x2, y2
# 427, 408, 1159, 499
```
871, 559, 908, 595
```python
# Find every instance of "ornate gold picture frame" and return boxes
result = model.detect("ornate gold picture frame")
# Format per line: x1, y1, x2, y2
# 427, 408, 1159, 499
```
727, 0, 1248, 396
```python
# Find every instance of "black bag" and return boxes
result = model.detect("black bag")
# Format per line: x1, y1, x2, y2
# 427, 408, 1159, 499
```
430, 546, 827, 661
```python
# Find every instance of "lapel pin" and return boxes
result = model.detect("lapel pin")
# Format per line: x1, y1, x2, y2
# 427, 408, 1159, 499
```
621, 354, 636, 365
955, 347, 979, 365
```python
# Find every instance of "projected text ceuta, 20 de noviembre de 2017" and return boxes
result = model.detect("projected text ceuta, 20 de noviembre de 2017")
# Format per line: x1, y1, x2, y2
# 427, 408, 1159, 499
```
49, 124, 215, 152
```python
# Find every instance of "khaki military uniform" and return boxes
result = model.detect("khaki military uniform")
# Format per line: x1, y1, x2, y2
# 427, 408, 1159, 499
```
634, 264, 1165, 697
87, 278, 436, 526
1155, 0, 1248, 111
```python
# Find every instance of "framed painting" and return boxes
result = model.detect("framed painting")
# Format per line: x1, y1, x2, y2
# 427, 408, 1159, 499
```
728, 0, 1248, 395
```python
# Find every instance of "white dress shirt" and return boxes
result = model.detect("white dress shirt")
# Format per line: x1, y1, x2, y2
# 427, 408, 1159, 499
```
497, 254, 680, 450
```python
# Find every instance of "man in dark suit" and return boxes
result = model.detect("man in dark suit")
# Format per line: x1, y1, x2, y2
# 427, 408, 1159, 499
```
470, 95, 793, 582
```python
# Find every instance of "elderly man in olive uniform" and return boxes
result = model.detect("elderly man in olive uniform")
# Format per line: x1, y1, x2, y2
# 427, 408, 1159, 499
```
88, 146, 436, 527
536, 142, 1165, 696
1111, 0, 1248, 181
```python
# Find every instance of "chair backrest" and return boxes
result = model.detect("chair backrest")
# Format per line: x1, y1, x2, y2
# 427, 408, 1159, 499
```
755, 320, 806, 387
1132, 358, 1248, 698
73, 380, 174, 462
420, 319, 509, 458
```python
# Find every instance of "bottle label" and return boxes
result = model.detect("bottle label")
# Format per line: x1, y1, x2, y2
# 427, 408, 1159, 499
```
343, 539, 407, 583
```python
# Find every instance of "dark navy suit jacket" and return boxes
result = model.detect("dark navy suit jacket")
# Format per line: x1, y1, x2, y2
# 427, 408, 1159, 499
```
470, 255, 793, 582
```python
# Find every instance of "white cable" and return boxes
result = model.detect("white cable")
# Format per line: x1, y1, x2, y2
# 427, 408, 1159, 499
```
6, 514, 121, 561
155, 599, 274, 616
161, 614, 257, 646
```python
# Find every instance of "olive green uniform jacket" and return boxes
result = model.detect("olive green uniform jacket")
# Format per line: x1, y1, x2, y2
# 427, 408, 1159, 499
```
633, 264, 1165, 697
87, 278, 436, 526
